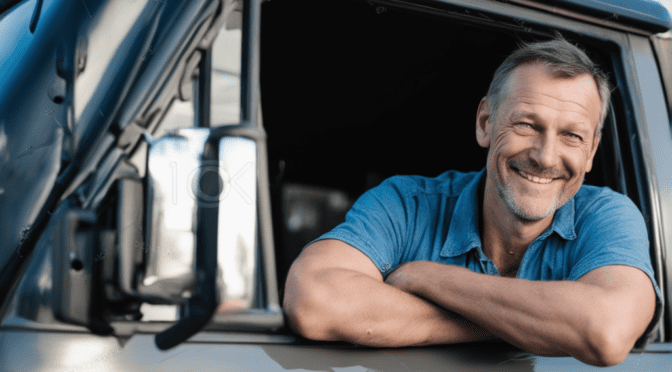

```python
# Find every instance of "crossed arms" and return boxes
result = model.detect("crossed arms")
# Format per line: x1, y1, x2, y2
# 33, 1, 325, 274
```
283, 239, 656, 367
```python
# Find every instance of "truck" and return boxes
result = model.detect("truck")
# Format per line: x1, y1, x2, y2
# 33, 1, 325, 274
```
0, 0, 671, 370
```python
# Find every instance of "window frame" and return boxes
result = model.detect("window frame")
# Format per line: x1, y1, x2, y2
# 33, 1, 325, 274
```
261, 0, 669, 344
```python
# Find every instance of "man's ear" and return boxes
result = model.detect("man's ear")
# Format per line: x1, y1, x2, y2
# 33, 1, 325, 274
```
476, 98, 492, 148
585, 130, 601, 173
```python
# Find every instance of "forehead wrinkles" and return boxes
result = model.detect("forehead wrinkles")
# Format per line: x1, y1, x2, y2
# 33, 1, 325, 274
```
499, 65, 601, 123
514, 93, 594, 117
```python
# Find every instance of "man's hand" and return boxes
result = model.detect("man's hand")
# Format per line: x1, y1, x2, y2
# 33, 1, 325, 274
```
381, 260, 656, 367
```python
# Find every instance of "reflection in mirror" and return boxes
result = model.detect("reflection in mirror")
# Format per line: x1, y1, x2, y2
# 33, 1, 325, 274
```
139, 128, 258, 320
141, 129, 210, 304
216, 137, 256, 313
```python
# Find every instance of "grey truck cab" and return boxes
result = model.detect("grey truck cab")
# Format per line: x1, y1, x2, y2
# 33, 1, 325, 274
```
1, 0, 672, 370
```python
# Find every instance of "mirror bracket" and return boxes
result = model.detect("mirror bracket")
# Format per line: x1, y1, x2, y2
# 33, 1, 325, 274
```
51, 198, 114, 335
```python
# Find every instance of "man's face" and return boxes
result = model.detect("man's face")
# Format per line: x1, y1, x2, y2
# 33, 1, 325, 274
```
476, 63, 602, 222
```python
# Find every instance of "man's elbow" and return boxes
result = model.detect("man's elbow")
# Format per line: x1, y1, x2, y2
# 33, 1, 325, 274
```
283, 277, 338, 341
584, 321, 633, 367
284, 299, 333, 341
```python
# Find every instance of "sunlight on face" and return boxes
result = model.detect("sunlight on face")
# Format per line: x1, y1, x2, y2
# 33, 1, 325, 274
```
484, 63, 602, 221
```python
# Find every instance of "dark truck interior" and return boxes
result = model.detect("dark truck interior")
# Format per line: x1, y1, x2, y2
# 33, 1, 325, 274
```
259, 0, 629, 290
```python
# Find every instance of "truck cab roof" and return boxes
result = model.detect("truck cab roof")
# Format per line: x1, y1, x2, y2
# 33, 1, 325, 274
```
505, 0, 672, 33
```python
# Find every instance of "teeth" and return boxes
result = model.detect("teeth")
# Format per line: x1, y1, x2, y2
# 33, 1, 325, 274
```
518, 170, 553, 184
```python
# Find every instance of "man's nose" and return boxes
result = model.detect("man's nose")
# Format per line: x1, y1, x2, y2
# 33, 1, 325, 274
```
529, 132, 560, 169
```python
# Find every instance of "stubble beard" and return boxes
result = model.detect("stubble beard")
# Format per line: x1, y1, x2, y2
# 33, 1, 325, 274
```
492, 172, 560, 222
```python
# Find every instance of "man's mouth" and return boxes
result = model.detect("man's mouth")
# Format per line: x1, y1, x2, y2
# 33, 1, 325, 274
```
517, 169, 553, 184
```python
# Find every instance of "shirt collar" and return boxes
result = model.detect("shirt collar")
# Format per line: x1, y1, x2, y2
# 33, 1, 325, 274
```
440, 168, 577, 258
549, 196, 577, 240
440, 169, 486, 258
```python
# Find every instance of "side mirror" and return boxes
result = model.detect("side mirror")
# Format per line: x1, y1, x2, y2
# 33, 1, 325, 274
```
50, 123, 275, 349
118, 126, 259, 349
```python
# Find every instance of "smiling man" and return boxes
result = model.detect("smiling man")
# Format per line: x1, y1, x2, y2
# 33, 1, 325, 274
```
283, 37, 661, 367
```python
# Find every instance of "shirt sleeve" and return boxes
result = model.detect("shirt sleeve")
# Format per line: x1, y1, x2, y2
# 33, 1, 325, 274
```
308, 176, 413, 276
569, 188, 662, 340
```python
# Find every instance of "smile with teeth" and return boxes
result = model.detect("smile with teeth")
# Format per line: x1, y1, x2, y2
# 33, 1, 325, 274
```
517, 169, 553, 184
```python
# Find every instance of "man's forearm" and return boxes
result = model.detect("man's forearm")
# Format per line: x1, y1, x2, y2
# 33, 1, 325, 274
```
386, 261, 655, 366
284, 267, 493, 347
399, 264, 583, 355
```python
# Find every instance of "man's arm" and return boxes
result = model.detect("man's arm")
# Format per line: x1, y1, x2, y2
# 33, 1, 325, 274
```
283, 239, 495, 346
385, 261, 656, 366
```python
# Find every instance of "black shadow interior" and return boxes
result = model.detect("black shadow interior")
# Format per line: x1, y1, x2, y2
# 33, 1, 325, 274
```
260, 0, 619, 289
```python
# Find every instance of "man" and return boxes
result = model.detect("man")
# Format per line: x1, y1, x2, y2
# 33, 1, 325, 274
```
282, 37, 661, 367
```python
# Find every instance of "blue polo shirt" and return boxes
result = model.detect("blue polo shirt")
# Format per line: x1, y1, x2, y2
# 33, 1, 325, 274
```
313, 168, 662, 323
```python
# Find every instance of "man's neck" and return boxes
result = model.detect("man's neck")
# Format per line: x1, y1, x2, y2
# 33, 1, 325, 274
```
479, 177, 554, 277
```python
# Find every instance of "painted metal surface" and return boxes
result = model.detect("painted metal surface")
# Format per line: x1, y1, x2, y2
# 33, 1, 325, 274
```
0, 0, 72, 277
0, 0, 218, 294
1, 330, 672, 371
621, 33, 672, 340
515, 0, 672, 32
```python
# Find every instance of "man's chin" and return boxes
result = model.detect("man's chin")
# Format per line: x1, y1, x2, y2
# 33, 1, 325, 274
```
504, 198, 558, 222
510, 207, 555, 222
491, 174, 560, 222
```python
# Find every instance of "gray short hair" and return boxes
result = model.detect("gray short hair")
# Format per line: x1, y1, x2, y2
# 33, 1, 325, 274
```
486, 36, 612, 135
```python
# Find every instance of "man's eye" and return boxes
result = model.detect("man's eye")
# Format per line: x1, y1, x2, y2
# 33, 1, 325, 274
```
566, 133, 583, 141
516, 123, 533, 129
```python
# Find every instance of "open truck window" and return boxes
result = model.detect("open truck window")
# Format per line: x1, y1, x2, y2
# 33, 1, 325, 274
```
259, 3, 660, 335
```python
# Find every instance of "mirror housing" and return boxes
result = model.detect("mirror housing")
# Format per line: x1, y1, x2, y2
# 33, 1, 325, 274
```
51, 125, 266, 349
139, 126, 258, 349
51, 199, 114, 335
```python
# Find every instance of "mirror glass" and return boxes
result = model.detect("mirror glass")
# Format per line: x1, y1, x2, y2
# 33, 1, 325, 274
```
141, 129, 209, 303
140, 128, 258, 317
215, 136, 257, 313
